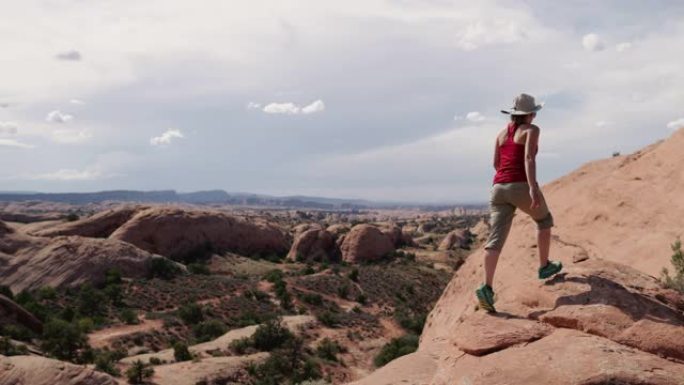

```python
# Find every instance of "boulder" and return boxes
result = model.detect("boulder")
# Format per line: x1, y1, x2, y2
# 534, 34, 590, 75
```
339, 224, 395, 263
326, 224, 350, 238
30, 206, 144, 238
0, 355, 117, 385
286, 229, 337, 262
469, 218, 490, 243
109, 207, 289, 259
437, 229, 472, 251
0, 235, 162, 292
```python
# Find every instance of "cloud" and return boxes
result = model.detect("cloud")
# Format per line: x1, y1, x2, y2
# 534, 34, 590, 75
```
582, 33, 605, 52
247, 102, 262, 110
55, 50, 82, 61
52, 129, 92, 144
260, 100, 326, 115
150, 129, 184, 146
616, 42, 632, 52
666, 118, 684, 131
301, 100, 325, 114
466, 111, 486, 122
595, 121, 612, 128
31, 168, 102, 181
0, 122, 18, 136
69, 99, 85, 105
46, 110, 74, 123
0, 138, 33, 149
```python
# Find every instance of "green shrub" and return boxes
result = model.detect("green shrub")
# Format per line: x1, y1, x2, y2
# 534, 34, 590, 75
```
263, 269, 284, 283
126, 360, 154, 384
173, 342, 192, 362
193, 319, 227, 342
41, 319, 87, 360
0, 285, 13, 299
395, 311, 426, 335
147, 258, 181, 280
120, 308, 139, 325
37, 286, 57, 300
94, 349, 124, 376
247, 338, 321, 385
77, 284, 106, 317
177, 303, 204, 325
300, 293, 323, 306
149, 357, 163, 365
188, 263, 211, 275
66, 213, 80, 222
348, 268, 359, 282
315, 338, 344, 362
252, 319, 293, 351
0, 336, 28, 356
1, 324, 34, 342
337, 285, 349, 299
316, 311, 340, 328
373, 334, 419, 367
355, 293, 367, 305
230, 337, 253, 354
301, 265, 315, 275
78, 317, 95, 333
662, 238, 684, 293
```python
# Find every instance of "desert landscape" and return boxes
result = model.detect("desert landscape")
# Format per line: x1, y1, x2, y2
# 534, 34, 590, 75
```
2, 129, 684, 385
0, 189, 485, 384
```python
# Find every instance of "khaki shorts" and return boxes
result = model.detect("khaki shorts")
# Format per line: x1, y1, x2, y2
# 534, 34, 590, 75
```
484, 182, 554, 251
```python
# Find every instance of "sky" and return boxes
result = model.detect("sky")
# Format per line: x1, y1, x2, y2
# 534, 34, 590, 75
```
0, 0, 683, 203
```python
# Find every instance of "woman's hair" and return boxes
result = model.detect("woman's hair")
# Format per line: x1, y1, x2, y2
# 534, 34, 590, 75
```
511, 113, 532, 127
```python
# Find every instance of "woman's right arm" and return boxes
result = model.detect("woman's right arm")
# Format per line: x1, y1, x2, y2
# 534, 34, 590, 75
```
525, 125, 541, 208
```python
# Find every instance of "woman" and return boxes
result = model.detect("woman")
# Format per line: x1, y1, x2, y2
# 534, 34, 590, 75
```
475, 93, 562, 313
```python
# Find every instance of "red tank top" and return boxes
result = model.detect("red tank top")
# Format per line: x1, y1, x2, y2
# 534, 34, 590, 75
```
493, 123, 528, 184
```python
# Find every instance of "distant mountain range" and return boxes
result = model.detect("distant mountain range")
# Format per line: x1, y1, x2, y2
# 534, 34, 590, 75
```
0, 190, 485, 210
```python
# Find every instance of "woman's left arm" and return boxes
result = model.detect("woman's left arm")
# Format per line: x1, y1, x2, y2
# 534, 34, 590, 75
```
493, 137, 500, 170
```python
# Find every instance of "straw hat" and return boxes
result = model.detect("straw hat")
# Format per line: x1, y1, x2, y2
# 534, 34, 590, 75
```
501, 93, 544, 115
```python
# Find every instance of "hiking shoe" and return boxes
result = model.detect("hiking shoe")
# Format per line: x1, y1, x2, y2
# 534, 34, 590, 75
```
475, 284, 496, 313
538, 261, 563, 279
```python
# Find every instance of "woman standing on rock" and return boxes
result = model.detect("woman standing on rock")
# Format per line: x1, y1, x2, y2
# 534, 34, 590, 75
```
475, 93, 563, 313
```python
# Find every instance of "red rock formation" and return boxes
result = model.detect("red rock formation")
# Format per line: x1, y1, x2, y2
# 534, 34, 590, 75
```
339, 224, 395, 263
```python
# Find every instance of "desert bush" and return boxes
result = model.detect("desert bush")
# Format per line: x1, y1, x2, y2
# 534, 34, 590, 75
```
1, 324, 34, 342
355, 293, 367, 305
230, 336, 253, 354
263, 269, 284, 283
193, 319, 227, 342
94, 349, 124, 376
178, 303, 204, 325
373, 334, 419, 367
247, 338, 321, 385
300, 293, 323, 306
316, 338, 345, 362
662, 238, 684, 293
0, 285, 13, 299
77, 284, 107, 317
41, 319, 87, 360
337, 285, 349, 299
66, 213, 80, 222
126, 360, 154, 384
316, 311, 340, 328
37, 286, 57, 300
120, 308, 139, 325
395, 311, 426, 335
348, 268, 359, 282
188, 263, 211, 275
149, 357, 163, 365
173, 341, 192, 362
252, 318, 293, 351
0, 336, 28, 356
147, 257, 181, 280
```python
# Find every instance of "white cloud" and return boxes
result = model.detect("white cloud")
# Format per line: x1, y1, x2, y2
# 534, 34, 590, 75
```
616, 42, 632, 52
0, 138, 33, 149
0, 122, 18, 136
466, 111, 486, 122
301, 99, 325, 114
31, 168, 101, 181
595, 121, 612, 128
46, 110, 74, 124
55, 50, 82, 61
150, 129, 184, 146
666, 118, 684, 131
263, 102, 301, 115
582, 33, 605, 52
53, 129, 92, 144
260, 100, 325, 115
69, 99, 85, 105
247, 102, 262, 110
